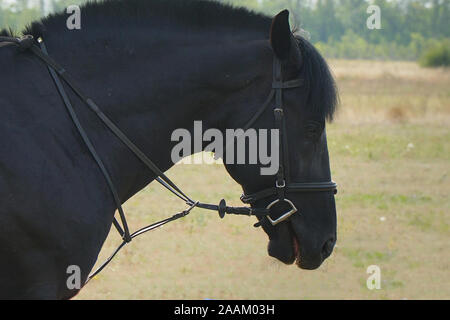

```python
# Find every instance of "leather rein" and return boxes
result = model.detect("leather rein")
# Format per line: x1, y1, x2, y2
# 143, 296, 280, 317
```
0, 35, 337, 282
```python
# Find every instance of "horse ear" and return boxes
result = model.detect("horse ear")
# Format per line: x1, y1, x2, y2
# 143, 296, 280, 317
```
270, 10, 292, 60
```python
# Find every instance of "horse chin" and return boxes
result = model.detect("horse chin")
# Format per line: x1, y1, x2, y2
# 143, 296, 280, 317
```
267, 225, 300, 266
267, 225, 324, 270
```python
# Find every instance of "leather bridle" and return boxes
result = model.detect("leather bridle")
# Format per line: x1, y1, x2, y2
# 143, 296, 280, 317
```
0, 35, 337, 280
236, 56, 337, 227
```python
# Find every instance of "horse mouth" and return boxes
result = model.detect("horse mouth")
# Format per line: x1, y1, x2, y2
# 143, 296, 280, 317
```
289, 224, 323, 270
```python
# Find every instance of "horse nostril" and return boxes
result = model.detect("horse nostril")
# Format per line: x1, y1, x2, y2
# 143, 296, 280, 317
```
322, 238, 335, 258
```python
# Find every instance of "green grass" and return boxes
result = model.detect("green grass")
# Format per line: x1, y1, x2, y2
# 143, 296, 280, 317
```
329, 124, 449, 161
341, 248, 395, 268
339, 193, 432, 210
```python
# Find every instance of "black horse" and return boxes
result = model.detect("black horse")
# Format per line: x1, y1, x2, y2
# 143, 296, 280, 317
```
0, 0, 338, 299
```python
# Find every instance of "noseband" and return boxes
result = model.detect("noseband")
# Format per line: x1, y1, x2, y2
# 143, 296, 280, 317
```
0, 35, 337, 280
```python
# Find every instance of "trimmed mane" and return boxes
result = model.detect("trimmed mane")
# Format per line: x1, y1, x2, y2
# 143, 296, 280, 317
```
24, 0, 271, 38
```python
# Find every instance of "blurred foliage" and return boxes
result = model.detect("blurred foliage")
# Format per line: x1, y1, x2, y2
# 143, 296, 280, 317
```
419, 39, 450, 67
0, 0, 449, 62
225, 0, 450, 62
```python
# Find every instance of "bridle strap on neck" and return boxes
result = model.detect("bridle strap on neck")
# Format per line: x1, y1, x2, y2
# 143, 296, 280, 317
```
0, 35, 34, 50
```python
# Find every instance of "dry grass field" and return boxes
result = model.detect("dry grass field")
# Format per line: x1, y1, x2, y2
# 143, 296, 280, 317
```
77, 60, 449, 300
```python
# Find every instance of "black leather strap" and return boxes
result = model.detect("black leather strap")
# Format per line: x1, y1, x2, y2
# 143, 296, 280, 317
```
0, 35, 34, 50
39, 40, 132, 242
272, 79, 304, 89
86, 201, 199, 283
30, 41, 194, 205
196, 200, 268, 218
241, 182, 338, 204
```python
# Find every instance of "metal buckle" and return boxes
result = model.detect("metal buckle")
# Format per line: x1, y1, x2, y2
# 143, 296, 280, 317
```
266, 199, 298, 226
276, 179, 286, 188
274, 108, 283, 114
274, 108, 284, 120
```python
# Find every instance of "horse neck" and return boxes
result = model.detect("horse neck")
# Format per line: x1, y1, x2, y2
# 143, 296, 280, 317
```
45, 27, 271, 202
